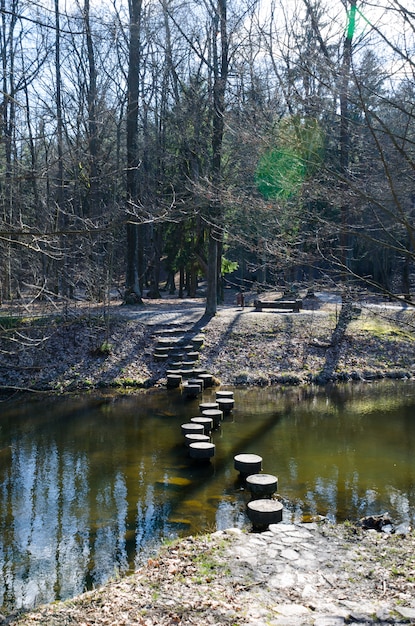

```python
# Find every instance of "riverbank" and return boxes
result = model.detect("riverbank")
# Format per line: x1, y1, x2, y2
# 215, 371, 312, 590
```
0, 289, 415, 393
9, 522, 415, 626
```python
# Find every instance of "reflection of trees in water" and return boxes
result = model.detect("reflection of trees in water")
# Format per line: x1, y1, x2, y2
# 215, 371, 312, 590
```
0, 438, 91, 609
1, 385, 415, 613
92, 472, 128, 586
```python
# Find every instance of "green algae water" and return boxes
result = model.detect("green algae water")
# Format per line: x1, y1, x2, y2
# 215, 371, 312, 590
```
1, 380, 415, 611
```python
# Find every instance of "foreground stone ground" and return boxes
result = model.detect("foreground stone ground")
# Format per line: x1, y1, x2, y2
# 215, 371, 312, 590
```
1, 288, 415, 625
10, 523, 415, 626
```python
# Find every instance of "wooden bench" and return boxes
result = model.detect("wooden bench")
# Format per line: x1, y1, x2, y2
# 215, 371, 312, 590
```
254, 299, 302, 312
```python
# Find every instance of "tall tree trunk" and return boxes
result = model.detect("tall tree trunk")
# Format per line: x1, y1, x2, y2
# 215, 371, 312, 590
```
1, 0, 17, 300
205, 0, 228, 316
84, 0, 99, 215
54, 0, 69, 297
124, 0, 143, 304
339, 0, 356, 273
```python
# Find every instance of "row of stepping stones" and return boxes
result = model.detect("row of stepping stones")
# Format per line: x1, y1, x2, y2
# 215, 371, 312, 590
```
180, 389, 235, 460
152, 325, 216, 392
154, 324, 284, 530
179, 389, 284, 531
235, 454, 284, 530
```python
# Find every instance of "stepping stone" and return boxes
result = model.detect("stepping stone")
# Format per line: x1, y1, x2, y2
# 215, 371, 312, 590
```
246, 499, 283, 530
246, 473, 278, 497
201, 408, 223, 428
216, 390, 234, 399
217, 398, 234, 413
181, 422, 204, 436
184, 433, 210, 447
170, 351, 186, 359
181, 361, 196, 368
167, 374, 182, 388
189, 441, 215, 460
182, 383, 202, 398
198, 373, 213, 387
191, 335, 205, 349
188, 378, 205, 390
170, 362, 183, 370
234, 453, 263, 475
154, 328, 187, 336
199, 401, 219, 412
190, 416, 213, 433
192, 367, 207, 375
157, 339, 179, 349
154, 346, 172, 354
180, 368, 195, 379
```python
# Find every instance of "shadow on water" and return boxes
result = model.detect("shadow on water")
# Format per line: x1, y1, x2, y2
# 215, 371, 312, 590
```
1, 380, 415, 612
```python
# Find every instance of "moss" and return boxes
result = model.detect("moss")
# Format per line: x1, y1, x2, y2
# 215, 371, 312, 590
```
354, 316, 415, 342
112, 378, 146, 388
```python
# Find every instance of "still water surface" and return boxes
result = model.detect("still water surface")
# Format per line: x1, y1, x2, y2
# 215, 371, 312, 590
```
1, 381, 415, 611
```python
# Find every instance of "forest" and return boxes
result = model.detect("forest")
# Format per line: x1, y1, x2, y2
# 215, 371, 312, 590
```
1, 0, 415, 315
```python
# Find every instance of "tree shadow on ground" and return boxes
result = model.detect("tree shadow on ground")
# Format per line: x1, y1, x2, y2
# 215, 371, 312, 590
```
314, 298, 355, 384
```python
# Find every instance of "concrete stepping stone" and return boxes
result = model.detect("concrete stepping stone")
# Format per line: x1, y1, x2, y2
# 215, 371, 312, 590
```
199, 401, 219, 412
157, 338, 179, 349
180, 368, 195, 379
217, 398, 234, 413
246, 499, 283, 530
181, 360, 196, 368
215, 390, 234, 399
201, 408, 223, 428
198, 373, 213, 387
182, 382, 202, 398
181, 422, 204, 436
191, 335, 205, 349
189, 441, 215, 460
192, 368, 207, 376
154, 328, 188, 336
154, 345, 173, 354
166, 374, 182, 388
184, 433, 210, 447
190, 416, 213, 433
188, 378, 205, 390
246, 473, 278, 497
234, 453, 263, 475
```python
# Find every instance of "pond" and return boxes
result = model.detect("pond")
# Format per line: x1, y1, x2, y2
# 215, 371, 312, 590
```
1, 380, 415, 612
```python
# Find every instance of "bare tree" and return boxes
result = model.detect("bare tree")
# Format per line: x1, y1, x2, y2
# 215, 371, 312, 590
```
124, 0, 144, 304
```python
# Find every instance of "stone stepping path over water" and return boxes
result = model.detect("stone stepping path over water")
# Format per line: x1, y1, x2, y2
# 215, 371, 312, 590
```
158, 320, 284, 529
